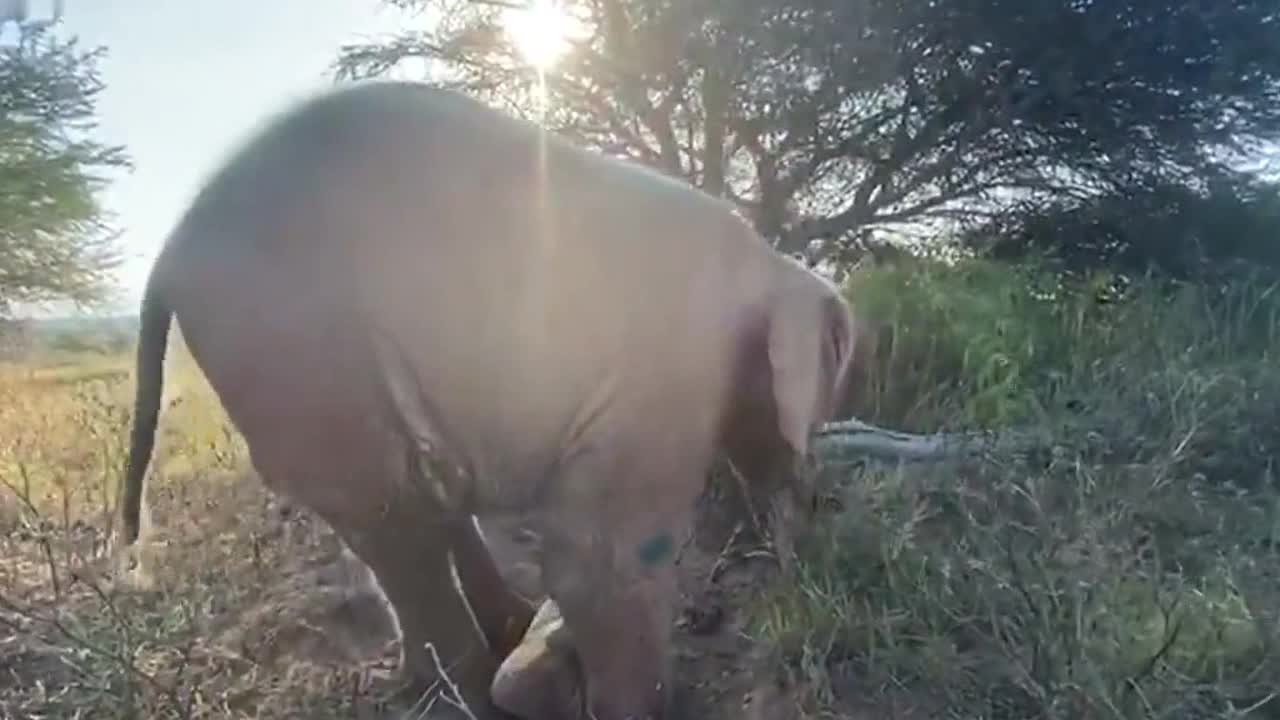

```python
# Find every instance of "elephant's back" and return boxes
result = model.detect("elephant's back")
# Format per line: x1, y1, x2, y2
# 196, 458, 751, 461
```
152, 80, 762, 509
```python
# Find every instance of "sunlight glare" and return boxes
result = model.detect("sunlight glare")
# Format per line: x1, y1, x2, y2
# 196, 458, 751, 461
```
504, 0, 580, 72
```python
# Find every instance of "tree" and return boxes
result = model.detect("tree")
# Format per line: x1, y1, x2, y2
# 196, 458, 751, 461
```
336, 0, 1280, 266
967, 170, 1280, 283
0, 316, 31, 359
0, 20, 128, 316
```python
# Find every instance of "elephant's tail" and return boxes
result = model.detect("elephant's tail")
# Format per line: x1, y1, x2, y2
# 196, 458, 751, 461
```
120, 273, 173, 547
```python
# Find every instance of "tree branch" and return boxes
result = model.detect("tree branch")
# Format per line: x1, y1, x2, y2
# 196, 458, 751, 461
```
813, 417, 1028, 464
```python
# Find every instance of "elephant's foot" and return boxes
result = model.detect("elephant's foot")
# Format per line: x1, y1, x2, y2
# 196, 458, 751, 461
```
388, 634, 510, 718
363, 657, 507, 720
397, 631, 493, 695
340, 520, 509, 718
492, 598, 587, 720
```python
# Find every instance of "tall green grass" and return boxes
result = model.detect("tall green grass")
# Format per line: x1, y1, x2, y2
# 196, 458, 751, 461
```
844, 259, 1280, 430
758, 258, 1280, 719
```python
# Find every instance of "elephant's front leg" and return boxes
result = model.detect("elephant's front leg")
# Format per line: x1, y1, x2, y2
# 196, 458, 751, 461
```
538, 447, 704, 720
452, 516, 538, 659
341, 515, 505, 716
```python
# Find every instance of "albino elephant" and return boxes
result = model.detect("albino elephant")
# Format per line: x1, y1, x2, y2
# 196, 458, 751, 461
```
117, 80, 856, 720
491, 597, 585, 719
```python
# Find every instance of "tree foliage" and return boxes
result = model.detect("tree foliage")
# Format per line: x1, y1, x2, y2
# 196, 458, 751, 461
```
336, 0, 1280, 265
967, 171, 1280, 283
0, 23, 128, 315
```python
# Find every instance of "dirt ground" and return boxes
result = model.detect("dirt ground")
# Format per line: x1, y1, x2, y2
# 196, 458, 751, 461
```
264, 481, 804, 719
123, 471, 806, 719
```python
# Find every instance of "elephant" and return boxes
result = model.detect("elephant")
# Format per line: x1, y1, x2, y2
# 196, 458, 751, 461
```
116, 80, 857, 720
490, 597, 585, 719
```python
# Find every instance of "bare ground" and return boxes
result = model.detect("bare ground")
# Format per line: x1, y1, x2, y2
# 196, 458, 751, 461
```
0, 463, 813, 719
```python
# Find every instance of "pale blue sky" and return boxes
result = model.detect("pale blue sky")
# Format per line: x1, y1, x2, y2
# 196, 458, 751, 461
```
18, 2, 1276, 317
26, 0, 421, 313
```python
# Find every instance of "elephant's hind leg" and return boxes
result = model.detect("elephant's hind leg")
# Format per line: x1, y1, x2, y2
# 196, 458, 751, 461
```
340, 512, 506, 717
452, 516, 537, 659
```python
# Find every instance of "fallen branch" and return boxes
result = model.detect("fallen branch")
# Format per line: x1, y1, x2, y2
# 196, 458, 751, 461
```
813, 417, 1027, 464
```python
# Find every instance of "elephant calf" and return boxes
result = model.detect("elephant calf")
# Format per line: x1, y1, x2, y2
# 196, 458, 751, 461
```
117, 80, 856, 720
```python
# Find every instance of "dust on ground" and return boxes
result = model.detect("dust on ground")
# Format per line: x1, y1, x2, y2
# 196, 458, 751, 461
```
0, 464, 813, 719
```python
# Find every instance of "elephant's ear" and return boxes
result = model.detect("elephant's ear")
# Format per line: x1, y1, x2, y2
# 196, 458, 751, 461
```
767, 287, 856, 458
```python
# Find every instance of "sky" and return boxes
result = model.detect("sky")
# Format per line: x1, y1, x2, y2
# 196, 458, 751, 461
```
16, 1, 1272, 319
13, 0, 422, 315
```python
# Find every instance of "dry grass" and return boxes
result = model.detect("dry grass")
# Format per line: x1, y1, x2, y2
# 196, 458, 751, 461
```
4, 262, 1280, 719
0, 346, 786, 720
0, 350, 412, 719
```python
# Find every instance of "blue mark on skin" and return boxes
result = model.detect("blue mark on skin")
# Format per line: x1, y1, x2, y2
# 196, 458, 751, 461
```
636, 531, 675, 567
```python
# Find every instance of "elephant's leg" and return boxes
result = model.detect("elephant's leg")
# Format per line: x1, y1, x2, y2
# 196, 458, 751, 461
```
340, 515, 504, 715
452, 516, 537, 659
537, 447, 706, 720
491, 598, 586, 720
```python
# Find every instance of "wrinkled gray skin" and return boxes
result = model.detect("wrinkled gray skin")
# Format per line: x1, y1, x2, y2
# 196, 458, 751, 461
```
118, 80, 856, 720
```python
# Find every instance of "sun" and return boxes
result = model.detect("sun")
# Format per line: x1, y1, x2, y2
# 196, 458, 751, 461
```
503, 0, 581, 71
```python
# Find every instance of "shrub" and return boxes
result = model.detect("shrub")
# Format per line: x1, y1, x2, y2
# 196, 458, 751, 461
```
757, 259, 1280, 719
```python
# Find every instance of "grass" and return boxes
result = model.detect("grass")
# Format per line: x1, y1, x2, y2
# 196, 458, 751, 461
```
749, 260, 1280, 718
2, 258, 1279, 718
0, 349, 390, 718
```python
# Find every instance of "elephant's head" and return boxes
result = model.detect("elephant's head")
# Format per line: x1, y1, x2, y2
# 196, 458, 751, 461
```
723, 254, 858, 563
